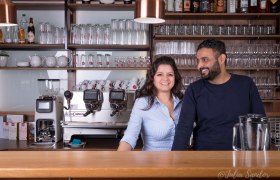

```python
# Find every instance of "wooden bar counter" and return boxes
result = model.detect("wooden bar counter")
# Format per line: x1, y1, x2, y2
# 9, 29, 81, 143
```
0, 151, 280, 179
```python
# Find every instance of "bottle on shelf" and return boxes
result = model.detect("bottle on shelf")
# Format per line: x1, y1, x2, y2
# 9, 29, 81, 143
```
174, 0, 183, 12
200, 0, 211, 12
167, 0, 175, 12
258, 0, 269, 12
0, 29, 3, 44
227, 0, 237, 13
191, 0, 200, 12
249, 0, 258, 12
215, 0, 226, 12
18, 28, 25, 44
27, 17, 35, 44
82, 0, 91, 4
269, 0, 279, 12
19, 14, 28, 43
123, 0, 132, 4
237, 0, 249, 12
183, 0, 191, 12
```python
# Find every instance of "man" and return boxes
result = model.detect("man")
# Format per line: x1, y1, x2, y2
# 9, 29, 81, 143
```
172, 39, 265, 150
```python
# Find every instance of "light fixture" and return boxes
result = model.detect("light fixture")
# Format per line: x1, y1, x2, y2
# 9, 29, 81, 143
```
0, 0, 17, 26
134, 0, 165, 24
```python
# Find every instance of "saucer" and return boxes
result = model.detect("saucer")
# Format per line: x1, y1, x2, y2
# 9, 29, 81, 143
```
16, 61, 30, 67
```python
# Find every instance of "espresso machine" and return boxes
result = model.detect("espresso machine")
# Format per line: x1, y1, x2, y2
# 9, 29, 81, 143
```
34, 96, 63, 143
62, 89, 135, 144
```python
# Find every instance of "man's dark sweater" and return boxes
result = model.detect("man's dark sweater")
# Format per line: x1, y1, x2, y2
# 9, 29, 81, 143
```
172, 74, 265, 150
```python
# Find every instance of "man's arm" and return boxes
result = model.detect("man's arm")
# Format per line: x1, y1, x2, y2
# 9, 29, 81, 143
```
249, 79, 266, 115
172, 85, 197, 150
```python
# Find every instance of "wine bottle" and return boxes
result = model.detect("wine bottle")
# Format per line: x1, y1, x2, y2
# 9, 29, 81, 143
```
269, 0, 280, 12
82, 0, 91, 4
258, 0, 269, 12
27, 17, 35, 44
249, 0, 258, 12
183, 0, 191, 12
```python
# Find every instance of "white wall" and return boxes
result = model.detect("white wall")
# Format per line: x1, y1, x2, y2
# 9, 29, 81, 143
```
0, 9, 148, 111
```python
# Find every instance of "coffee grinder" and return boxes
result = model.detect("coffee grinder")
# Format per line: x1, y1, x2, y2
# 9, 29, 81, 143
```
34, 79, 63, 143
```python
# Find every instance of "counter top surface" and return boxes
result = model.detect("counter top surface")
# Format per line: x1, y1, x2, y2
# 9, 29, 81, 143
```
0, 151, 280, 179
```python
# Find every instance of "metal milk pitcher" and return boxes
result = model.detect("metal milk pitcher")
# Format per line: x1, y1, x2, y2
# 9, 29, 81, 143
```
232, 114, 270, 151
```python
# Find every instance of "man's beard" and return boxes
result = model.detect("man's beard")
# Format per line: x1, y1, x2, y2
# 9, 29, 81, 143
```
200, 61, 221, 81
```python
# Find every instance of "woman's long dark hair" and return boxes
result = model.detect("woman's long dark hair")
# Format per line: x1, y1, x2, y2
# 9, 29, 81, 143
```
136, 56, 184, 110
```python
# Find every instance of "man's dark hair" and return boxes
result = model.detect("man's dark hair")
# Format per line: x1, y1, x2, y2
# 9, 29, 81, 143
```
196, 39, 227, 59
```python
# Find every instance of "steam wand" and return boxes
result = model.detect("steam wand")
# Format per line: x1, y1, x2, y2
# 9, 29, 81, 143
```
64, 90, 73, 110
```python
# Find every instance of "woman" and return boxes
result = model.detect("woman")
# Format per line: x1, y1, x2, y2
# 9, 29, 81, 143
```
117, 56, 184, 151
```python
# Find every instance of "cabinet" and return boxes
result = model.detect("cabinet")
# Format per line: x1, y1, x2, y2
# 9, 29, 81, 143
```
0, 0, 150, 115
153, 12, 280, 117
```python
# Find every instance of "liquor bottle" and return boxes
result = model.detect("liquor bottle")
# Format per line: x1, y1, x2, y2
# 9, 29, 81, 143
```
19, 14, 28, 42
200, 0, 211, 12
210, 0, 215, 12
0, 29, 3, 44
123, 0, 132, 4
269, 0, 279, 12
227, 0, 237, 13
183, 0, 191, 12
82, 0, 91, 4
18, 28, 25, 44
191, 0, 200, 12
237, 0, 249, 12
174, 0, 183, 12
167, 0, 175, 12
258, 0, 269, 12
215, 0, 225, 12
249, 0, 258, 12
27, 17, 35, 44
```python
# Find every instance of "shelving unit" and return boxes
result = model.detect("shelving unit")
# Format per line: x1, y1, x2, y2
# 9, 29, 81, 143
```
0, 44, 66, 50
164, 13, 280, 20
155, 12, 280, 117
154, 35, 280, 41
67, 44, 150, 51
0, 1, 279, 117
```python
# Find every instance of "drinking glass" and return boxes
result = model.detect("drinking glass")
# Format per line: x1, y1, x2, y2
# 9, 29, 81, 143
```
111, 19, 119, 45
126, 20, 134, 45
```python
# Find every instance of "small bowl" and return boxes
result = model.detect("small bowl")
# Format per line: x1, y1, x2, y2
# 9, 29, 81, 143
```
99, 0, 115, 4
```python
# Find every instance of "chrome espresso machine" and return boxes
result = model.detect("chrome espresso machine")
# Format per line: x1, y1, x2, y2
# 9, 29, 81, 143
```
62, 89, 135, 144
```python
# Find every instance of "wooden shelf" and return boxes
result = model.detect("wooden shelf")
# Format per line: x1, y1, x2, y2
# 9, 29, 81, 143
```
0, 111, 34, 116
68, 67, 148, 70
67, 44, 150, 51
67, 3, 134, 11
0, 67, 148, 70
13, 0, 65, 10
154, 35, 280, 41
0, 67, 69, 70
164, 13, 280, 20
0, 44, 66, 51
262, 99, 280, 103
178, 67, 280, 70
267, 112, 280, 117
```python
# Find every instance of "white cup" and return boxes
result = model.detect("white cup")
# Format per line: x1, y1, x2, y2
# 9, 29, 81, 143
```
104, 80, 113, 91
114, 80, 122, 89
121, 80, 129, 90
127, 80, 138, 90
88, 80, 97, 89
